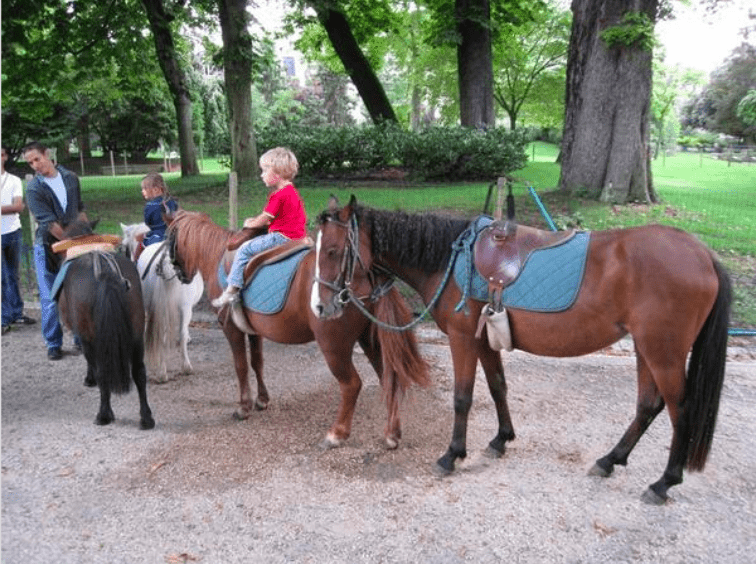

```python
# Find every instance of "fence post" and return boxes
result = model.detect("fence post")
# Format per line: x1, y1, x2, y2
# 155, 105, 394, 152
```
228, 172, 238, 230
109, 150, 116, 176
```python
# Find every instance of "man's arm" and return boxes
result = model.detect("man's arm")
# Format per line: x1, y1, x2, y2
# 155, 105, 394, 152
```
1, 196, 24, 215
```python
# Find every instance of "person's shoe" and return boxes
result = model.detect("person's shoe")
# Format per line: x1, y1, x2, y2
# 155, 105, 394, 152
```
1, 325, 10, 335
13, 315, 36, 325
47, 347, 63, 361
212, 289, 241, 308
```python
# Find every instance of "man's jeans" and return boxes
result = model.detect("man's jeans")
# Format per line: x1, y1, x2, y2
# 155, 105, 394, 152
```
33, 244, 63, 349
1, 228, 24, 326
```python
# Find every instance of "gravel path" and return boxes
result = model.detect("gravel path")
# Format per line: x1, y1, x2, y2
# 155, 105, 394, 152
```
2, 310, 756, 564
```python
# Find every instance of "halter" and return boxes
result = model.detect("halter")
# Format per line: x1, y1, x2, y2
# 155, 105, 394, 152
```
315, 212, 457, 333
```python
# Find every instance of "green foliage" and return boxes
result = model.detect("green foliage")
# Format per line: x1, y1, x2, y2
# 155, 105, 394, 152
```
254, 123, 528, 180
737, 89, 756, 128
600, 11, 655, 52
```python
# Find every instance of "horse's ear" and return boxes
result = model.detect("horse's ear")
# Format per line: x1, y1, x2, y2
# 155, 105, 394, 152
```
348, 194, 357, 208
90, 219, 100, 231
328, 194, 339, 212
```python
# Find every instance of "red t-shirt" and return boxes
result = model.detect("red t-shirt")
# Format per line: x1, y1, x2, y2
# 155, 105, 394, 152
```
264, 183, 307, 239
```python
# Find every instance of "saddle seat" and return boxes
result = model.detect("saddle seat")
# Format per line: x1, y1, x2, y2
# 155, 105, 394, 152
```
222, 236, 314, 286
474, 220, 574, 292
51, 234, 122, 261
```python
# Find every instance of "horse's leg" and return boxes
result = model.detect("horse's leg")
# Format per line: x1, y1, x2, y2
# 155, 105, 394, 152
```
589, 348, 668, 495
83, 343, 96, 387
317, 344, 362, 449
131, 339, 155, 430
435, 333, 478, 475
358, 329, 401, 449
477, 344, 516, 458
221, 322, 255, 419
248, 334, 268, 410
95, 382, 115, 426
178, 297, 194, 374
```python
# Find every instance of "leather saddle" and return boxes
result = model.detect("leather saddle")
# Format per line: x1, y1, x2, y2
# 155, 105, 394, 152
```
473, 220, 574, 293
51, 234, 123, 261
221, 235, 314, 286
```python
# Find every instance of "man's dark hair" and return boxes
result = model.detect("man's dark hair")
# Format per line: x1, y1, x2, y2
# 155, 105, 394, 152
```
22, 141, 48, 155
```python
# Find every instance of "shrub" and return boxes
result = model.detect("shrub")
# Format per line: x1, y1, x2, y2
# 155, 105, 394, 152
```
256, 124, 528, 181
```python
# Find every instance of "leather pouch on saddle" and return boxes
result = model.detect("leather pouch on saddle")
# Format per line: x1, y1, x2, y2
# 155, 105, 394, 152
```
473, 220, 574, 351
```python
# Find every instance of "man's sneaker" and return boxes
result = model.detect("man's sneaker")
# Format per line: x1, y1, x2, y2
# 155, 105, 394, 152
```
212, 289, 241, 308
47, 347, 63, 361
1, 325, 10, 335
13, 315, 36, 325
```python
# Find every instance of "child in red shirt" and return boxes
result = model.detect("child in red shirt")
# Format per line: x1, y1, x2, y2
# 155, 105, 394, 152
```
212, 147, 306, 307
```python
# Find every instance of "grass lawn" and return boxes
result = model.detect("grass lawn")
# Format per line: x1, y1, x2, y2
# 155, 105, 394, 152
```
68, 144, 755, 328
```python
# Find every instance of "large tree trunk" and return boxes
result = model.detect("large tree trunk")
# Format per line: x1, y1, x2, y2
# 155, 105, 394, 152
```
314, 6, 397, 124
456, 0, 495, 128
141, 0, 199, 177
560, 0, 658, 203
218, 0, 257, 181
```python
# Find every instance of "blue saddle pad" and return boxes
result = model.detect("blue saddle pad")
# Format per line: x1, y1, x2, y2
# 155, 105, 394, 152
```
217, 248, 309, 315
454, 220, 591, 312
51, 260, 73, 301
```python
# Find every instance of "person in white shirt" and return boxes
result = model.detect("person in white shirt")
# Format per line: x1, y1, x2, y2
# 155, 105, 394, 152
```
1, 145, 36, 334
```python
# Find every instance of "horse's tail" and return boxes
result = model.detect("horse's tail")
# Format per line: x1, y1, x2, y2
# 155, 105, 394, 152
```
94, 271, 135, 395
373, 287, 430, 415
143, 256, 180, 372
685, 258, 732, 471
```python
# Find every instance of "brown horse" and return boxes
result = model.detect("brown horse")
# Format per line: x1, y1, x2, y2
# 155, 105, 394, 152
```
55, 221, 155, 430
165, 209, 428, 448
313, 196, 731, 504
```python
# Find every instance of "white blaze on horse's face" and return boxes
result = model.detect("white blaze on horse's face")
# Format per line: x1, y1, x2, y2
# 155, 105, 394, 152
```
310, 230, 323, 316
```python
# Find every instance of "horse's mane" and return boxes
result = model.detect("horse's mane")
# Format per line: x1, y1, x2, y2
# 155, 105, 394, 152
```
168, 210, 233, 276
320, 205, 470, 273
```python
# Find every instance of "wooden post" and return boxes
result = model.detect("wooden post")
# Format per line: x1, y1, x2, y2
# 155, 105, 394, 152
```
228, 172, 238, 230
109, 150, 116, 176
79, 151, 85, 176
494, 177, 506, 221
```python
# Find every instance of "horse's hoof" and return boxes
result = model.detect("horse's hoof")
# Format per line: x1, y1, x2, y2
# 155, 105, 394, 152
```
319, 435, 342, 450
641, 487, 668, 506
95, 416, 114, 426
254, 400, 268, 411
140, 417, 156, 430
84, 377, 96, 388
431, 462, 453, 478
588, 463, 612, 478
483, 445, 504, 459
232, 410, 251, 421
385, 436, 399, 450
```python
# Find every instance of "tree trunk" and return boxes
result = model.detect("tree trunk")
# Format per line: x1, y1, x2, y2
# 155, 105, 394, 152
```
141, 0, 199, 177
457, 0, 495, 128
314, 6, 397, 124
218, 0, 257, 181
560, 0, 658, 203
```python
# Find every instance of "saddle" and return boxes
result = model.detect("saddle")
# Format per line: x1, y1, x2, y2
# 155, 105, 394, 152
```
220, 236, 314, 286
473, 220, 574, 293
51, 234, 122, 261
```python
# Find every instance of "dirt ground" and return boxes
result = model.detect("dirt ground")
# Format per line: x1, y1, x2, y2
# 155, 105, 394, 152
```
2, 308, 756, 564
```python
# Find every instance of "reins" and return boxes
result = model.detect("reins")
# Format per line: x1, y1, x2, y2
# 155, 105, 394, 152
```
316, 215, 458, 333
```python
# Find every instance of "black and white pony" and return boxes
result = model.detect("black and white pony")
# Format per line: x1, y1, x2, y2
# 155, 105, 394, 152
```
121, 223, 204, 381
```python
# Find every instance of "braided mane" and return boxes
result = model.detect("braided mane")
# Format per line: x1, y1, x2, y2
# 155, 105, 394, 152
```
320, 205, 470, 274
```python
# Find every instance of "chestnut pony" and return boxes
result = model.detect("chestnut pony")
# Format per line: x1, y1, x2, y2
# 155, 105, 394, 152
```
313, 196, 731, 504
165, 210, 428, 448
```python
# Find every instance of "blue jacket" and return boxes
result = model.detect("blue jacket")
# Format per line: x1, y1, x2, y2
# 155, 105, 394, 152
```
143, 196, 178, 246
26, 165, 85, 246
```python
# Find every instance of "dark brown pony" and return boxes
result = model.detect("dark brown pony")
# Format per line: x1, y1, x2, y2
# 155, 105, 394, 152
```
313, 196, 731, 503
56, 221, 155, 429
166, 210, 428, 448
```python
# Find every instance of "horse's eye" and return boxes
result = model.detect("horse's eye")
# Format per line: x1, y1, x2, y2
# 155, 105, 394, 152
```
326, 247, 339, 259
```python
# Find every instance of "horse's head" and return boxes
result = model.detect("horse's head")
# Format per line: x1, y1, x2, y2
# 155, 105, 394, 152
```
120, 222, 149, 261
62, 218, 99, 239
312, 195, 379, 319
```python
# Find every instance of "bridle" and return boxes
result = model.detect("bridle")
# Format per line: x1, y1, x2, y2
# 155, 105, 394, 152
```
314, 214, 396, 312
165, 226, 193, 285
